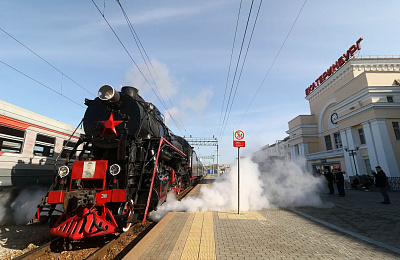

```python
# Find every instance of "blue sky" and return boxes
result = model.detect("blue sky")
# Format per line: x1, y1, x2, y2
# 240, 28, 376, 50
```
1, 1, 400, 164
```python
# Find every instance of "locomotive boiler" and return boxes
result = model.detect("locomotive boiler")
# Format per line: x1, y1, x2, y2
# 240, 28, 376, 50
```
32, 85, 203, 240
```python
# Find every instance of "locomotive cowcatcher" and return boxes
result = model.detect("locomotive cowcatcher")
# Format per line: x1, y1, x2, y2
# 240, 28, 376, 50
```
32, 85, 203, 240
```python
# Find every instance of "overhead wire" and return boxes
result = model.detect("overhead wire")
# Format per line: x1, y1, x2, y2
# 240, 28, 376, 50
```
91, 0, 186, 135
217, 0, 243, 138
116, 0, 159, 79
115, 0, 187, 135
0, 60, 85, 108
0, 26, 96, 98
221, 0, 262, 138
238, 0, 308, 127
218, 0, 255, 140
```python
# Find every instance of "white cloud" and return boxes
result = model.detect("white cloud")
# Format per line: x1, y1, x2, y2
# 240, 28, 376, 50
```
125, 60, 213, 129
164, 107, 185, 126
125, 59, 178, 100
181, 87, 214, 115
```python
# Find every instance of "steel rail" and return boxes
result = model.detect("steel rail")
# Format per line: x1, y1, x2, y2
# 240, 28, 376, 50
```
14, 177, 204, 260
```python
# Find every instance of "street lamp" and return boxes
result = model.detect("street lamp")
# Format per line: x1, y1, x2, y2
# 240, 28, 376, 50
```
344, 146, 359, 175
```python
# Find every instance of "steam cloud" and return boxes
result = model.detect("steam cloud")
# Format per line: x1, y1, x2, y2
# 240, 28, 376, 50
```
125, 59, 214, 125
149, 153, 325, 222
0, 186, 47, 225
125, 59, 178, 100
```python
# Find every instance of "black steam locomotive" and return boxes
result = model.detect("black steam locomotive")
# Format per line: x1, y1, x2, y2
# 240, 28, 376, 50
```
33, 85, 204, 239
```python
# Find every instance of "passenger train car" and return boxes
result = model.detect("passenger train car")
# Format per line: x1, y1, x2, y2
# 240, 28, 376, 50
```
0, 100, 83, 190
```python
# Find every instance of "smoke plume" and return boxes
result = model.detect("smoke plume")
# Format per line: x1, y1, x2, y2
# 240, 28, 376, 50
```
125, 60, 213, 126
149, 153, 325, 222
0, 186, 47, 225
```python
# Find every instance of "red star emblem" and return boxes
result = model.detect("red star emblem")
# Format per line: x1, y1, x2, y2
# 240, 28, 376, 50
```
98, 113, 123, 136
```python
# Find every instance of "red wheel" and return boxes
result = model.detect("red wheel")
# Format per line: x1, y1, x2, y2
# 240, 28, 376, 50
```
118, 200, 133, 232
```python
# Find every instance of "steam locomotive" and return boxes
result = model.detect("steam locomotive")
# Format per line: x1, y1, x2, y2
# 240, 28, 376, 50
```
33, 85, 204, 240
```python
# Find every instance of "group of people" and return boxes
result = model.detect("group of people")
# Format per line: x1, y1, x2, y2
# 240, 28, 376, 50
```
324, 166, 390, 204
351, 174, 374, 191
324, 168, 346, 197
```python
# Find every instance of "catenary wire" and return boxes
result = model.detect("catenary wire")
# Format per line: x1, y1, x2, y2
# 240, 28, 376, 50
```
0, 26, 96, 98
115, 0, 187, 135
91, 0, 186, 135
217, 0, 243, 138
220, 0, 262, 139
116, 0, 159, 79
238, 0, 308, 127
0, 60, 85, 108
218, 0, 255, 140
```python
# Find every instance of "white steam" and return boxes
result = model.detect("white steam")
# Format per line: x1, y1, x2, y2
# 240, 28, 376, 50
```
164, 107, 185, 125
180, 87, 214, 115
125, 59, 178, 100
149, 153, 325, 222
125, 60, 214, 125
0, 186, 47, 225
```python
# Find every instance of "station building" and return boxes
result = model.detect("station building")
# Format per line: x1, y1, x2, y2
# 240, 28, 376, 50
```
286, 56, 400, 177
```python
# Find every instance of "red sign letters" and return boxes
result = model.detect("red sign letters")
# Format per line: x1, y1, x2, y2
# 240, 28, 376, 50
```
305, 38, 363, 96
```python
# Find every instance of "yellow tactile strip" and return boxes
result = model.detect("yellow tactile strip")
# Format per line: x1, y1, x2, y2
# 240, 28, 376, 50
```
180, 212, 216, 260
168, 213, 195, 260
217, 210, 267, 220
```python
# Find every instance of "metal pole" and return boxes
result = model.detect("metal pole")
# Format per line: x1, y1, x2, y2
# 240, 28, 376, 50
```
351, 151, 358, 175
212, 157, 214, 175
217, 144, 219, 177
238, 147, 240, 215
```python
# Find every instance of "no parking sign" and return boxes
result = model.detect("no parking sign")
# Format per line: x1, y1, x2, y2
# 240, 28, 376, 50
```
233, 129, 245, 147
233, 129, 245, 214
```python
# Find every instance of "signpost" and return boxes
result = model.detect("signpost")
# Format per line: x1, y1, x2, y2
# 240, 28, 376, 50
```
233, 129, 245, 214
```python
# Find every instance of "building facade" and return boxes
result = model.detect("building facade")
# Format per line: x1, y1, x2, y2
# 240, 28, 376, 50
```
286, 57, 400, 177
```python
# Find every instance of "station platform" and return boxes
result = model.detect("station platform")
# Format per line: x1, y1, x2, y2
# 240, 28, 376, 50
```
123, 175, 400, 260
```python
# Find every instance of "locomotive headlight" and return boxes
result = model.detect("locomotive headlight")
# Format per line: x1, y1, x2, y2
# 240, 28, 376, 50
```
58, 166, 70, 178
109, 164, 121, 176
98, 84, 120, 102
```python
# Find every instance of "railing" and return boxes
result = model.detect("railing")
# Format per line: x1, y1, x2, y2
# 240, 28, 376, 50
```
388, 177, 400, 190
307, 148, 344, 160
348, 176, 400, 190
356, 55, 400, 59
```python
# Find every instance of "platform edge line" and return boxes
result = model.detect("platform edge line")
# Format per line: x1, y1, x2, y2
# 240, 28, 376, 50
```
122, 212, 176, 260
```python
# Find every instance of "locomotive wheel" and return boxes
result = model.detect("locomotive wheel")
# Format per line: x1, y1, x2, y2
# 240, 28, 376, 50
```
118, 199, 134, 232
176, 185, 181, 194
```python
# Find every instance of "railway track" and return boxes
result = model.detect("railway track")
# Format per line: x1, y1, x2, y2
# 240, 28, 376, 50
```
14, 181, 201, 260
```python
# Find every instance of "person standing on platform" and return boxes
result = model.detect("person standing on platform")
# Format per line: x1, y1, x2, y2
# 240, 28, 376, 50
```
334, 168, 345, 197
372, 166, 390, 204
324, 169, 334, 194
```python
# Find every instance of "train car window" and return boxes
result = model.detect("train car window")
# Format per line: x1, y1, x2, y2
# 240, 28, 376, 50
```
0, 139, 23, 153
0, 125, 25, 137
34, 134, 55, 157
0, 125, 25, 153
61, 140, 76, 158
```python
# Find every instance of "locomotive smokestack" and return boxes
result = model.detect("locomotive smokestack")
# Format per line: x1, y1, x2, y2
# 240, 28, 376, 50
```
121, 86, 139, 99
98, 84, 120, 102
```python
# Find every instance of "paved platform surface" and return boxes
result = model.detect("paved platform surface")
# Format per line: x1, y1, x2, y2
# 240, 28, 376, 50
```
124, 175, 400, 259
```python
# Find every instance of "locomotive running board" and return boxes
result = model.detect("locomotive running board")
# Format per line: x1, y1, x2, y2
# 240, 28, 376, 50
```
142, 137, 186, 222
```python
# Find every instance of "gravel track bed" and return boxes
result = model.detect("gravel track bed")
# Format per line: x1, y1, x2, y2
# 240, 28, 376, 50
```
0, 224, 53, 259
1, 222, 152, 259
